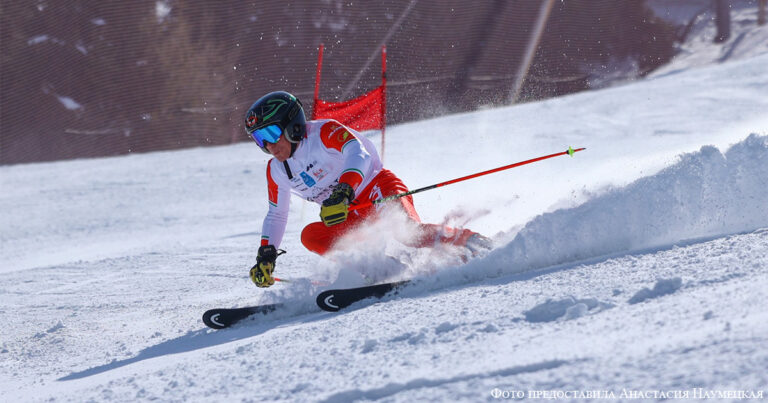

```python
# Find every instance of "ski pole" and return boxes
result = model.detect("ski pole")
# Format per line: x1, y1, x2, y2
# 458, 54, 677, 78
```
349, 146, 585, 212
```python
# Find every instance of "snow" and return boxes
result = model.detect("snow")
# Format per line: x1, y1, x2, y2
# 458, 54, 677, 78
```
647, 0, 711, 26
2, 15, 768, 402
155, 1, 171, 23
627, 277, 683, 304
523, 296, 614, 323
470, 133, 768, 281
27, 35, 51, 45
650, 0, 768, 77
75, 42, 88, 55
27, 35, 68, 47
56, 95, 84, 111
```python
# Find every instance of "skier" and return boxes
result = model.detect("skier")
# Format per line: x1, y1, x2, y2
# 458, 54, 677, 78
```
245, 91, 492, 288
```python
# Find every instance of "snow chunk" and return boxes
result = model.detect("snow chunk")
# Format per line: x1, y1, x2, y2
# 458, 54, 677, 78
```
563, 302, 590, 320
47, 321, 64, 333
434, 322, 459, 334
628, 277, 683, 304
75, 42, 88, 55
155, 1, 171, 23
27, 35, 66, 46
57, 96, 83, 111
524, 297, 613, 323
390, 330, 428, 345
361, 339, 377, 354
28, 35, 50, 45
90, 18, 106, 26
34, 321, 64, 338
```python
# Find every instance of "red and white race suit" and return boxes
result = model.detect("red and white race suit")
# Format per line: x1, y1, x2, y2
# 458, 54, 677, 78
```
261, 119, 475, 255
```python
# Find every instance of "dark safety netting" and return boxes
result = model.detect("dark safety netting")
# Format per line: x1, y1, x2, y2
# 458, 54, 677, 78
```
1, 0, 688, 164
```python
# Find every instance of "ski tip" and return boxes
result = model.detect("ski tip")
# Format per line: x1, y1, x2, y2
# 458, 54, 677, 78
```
316, 292, 341, 312
202, 311, 228, 329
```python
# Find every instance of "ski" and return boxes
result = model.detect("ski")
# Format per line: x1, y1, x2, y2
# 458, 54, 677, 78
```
316, 280, 411, 312
202, 303, 282, 329
204, 280, 410, 328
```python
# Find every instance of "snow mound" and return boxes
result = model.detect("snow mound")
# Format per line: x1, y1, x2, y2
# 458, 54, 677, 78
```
628, 277, 683, 304
476, 133, 768, 278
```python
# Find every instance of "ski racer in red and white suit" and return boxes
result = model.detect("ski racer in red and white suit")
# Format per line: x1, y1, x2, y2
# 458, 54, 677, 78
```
262, 118, 482, 256
244, 91, 491, 288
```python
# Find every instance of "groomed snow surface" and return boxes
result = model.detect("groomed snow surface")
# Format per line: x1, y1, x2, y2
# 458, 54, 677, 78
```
3, 42, 768, 403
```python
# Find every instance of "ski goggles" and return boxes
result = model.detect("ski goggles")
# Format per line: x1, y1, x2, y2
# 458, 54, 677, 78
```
249, 124, 283, 148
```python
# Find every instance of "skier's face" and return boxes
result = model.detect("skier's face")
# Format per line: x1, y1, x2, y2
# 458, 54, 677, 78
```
265, 134, 292, 162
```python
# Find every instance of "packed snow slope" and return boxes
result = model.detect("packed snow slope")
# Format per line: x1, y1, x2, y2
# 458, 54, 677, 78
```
2, 56, 768, 402
649, 0, 768, 77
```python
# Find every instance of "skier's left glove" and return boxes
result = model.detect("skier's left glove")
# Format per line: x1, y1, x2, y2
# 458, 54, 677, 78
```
320, 182, 355, 226
250, 245, 284, 288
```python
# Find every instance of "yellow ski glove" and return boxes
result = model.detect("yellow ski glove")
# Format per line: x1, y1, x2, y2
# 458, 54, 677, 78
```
320, 183, 355, 226
250, 245, 283, 287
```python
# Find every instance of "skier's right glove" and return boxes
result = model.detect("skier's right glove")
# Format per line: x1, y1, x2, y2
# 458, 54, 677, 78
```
250, 245, 284, 288
320, 182, 355, 226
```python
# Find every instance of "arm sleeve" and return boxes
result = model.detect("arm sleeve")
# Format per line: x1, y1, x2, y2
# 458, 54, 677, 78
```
260, 161, 291, 248
319, 121, 371, 192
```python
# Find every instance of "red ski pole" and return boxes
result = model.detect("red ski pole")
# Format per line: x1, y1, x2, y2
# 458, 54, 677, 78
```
349, 146, 585, 212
